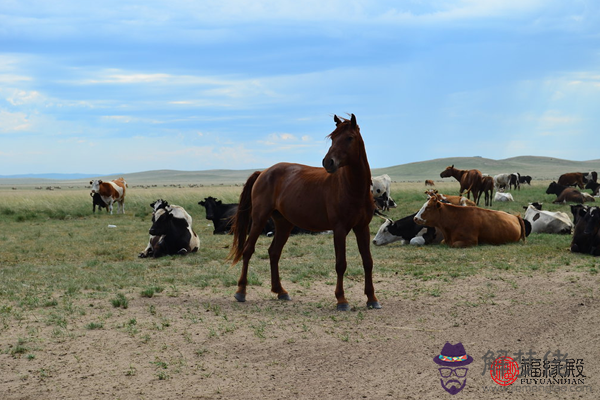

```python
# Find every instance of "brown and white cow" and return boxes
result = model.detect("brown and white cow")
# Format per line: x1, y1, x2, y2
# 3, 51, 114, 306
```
90, 177, 127, 214
425, 189, 476, 207
414, 196, 526, 248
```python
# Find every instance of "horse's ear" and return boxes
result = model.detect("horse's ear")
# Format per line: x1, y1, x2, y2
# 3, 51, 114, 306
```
350, 114, 357, 128
334, 115, 342, 126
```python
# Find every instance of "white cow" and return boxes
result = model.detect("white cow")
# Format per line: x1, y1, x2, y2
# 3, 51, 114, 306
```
523, 204, 573, 234
493, 173, 511, 190
494, 191, 514, 202
371, 174, 397, 211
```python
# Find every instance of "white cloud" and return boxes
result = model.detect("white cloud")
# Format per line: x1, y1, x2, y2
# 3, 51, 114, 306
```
0, 109, 32, 132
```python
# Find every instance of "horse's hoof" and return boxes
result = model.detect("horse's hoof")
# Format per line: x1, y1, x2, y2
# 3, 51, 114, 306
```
234, 293, 246, 302
278, 293, 291, 301
367, 301, 382, 310
337, 303, 350, 311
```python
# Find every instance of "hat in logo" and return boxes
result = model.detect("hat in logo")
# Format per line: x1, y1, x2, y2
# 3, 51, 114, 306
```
433, 342, 473, 367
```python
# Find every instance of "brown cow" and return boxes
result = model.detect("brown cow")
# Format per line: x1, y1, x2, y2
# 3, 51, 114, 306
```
546, 181, 595, 204
558, 172, 585, 189
425, 180, 435, 186
477, 175, 495, 207
414, 196, 526, 248
425, 189, 476, 206
90, 177, 128, 214
439, 165, 483, 205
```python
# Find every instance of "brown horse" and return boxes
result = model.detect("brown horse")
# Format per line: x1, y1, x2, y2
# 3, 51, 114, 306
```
440, 165, 483, 205
228, 114, 380, 311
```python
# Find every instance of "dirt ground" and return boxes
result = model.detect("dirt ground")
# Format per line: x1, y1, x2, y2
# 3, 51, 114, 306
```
1, 269, 598, 400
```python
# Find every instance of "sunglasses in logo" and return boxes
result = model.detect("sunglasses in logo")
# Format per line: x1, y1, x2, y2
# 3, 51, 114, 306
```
438, 367, 468, 378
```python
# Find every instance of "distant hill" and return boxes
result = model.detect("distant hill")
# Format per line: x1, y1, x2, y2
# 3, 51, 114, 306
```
2, 156, 600, 187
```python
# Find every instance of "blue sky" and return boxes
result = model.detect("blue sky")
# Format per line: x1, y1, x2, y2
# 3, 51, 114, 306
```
1, 0, 599, 175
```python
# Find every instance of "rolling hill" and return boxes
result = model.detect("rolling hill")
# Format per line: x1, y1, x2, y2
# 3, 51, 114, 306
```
2, 156, 600, 187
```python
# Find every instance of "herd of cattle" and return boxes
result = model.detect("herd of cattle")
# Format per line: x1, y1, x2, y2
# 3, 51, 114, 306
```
88, 166, 600, 259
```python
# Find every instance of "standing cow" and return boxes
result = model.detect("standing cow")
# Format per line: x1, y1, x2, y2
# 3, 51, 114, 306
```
90, 178, 127, 214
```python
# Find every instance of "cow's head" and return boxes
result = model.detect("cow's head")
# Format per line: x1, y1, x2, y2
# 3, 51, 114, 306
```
199, 197, 221, 219
149, 208, 172, 236
583, 207, 600, 236
414, 197, 440, 225
90, 179, 102, 194
373, 218, 396, 246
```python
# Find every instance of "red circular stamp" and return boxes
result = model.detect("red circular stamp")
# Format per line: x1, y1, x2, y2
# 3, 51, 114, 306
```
490, 356, 519, 386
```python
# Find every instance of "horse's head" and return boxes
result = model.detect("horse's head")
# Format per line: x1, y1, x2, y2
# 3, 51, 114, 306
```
440, 165, 455, 178
322, 114, 365, 173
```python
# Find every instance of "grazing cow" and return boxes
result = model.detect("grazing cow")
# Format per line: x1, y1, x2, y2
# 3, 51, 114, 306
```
425, 180, 435, 186
90, 178, 127, 214
494, 191, 514, 202
143, 206, 200, 258
558, 172, 585, 189
371, 174, 396, 211
509, 173, 520, 191
585, 180, 600, 196
414, 196, 526, 248
546, 181, 595, 204
439, 165, 483, 204
571, 206, 600, 256
425, 189, 476, 206
91, 192, 108, 213
372, 213, 442, 246
523, 204, 573, 234
199, 197, 238, 234
585, 171, 598, 183
493, 173, 511, 190
519, 175, 532, 185
478, 176, 495, 206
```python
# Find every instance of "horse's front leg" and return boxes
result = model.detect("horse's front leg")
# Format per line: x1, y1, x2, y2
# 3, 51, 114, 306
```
333, 230, 350, 311
354, 224, 381, 309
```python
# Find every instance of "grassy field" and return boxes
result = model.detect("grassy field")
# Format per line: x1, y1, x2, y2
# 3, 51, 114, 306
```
1, 181, 598, 399
0, 181, 596, 316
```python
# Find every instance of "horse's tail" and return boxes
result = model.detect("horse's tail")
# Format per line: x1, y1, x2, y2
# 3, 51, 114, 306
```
228, 171, 261, 264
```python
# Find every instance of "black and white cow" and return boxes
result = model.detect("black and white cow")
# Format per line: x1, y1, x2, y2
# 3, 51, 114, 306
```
139, 200, 196, 258
144, 206, 200, 258
199, 197, 238, 234
509, 173, 520, 191
372, 213, 441, 246
371, 174, 397, 211
519, 175, 532, 185
571, 206, 600, 256
522, 203, 573, 234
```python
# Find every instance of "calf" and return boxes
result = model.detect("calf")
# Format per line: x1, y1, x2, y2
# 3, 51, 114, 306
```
373, 213, 441, 246
571, 206, 600, 256
199, 197, 238, 234
519, 175, 532, 185
546, 181, 595, 204
523, 204, 573, 234
414, 196, 526, 248
91, 192, 108, 213
371, 174, 397, 211
90, 177, 127, 214
146, 207, 200, 257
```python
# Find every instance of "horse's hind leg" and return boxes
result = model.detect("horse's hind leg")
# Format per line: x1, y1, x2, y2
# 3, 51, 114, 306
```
268, 218, 294, 300
354, 224, 381, 309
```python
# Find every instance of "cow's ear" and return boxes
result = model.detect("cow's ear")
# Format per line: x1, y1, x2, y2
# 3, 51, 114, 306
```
199, 201, 205, 206
217, 200, 222, 205
334, 115, 342, 126
89, 181, 93, 185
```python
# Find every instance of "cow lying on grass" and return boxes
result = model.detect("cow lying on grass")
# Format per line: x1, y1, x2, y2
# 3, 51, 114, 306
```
139, 199, 199, 258
414, 196, 527, 248
373, 213, 441, 246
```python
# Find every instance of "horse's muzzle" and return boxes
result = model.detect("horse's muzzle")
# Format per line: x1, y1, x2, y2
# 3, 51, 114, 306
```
322, 157, 338, 173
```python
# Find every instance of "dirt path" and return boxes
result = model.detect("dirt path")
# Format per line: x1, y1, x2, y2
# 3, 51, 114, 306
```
1, 270, 598, 399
